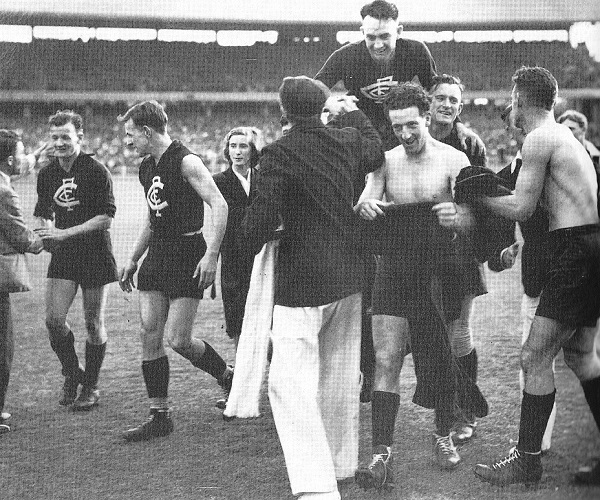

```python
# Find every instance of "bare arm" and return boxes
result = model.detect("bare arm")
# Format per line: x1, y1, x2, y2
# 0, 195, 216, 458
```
483, 132, 548, 222
181, 154, 228, 289
35, 214, 112, 243
354, 167, 390, 220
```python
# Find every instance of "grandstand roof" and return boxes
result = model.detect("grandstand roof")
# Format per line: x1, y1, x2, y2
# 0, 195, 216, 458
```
3, 0, 600, 31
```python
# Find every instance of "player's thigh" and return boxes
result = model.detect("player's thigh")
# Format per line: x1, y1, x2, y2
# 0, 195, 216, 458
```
165, 297, 200, 344
372, 314, 409, 361
45, 278, 78, 321
138, 291, 169, 338
523, 315, 574, 367
81, 285, 109, 324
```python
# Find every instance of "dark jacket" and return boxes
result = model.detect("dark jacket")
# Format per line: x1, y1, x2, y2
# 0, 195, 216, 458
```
240, 110, 384, 307
213, 167, 256, 336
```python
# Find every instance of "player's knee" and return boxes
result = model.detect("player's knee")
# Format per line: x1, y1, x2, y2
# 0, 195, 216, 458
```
520, 347, 536, 375
167, 335, 191, 354
375, 348, 402, 374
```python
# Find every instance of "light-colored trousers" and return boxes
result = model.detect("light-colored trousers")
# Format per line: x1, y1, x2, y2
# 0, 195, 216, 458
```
521, 293, 557, 451
269, 292, 361, 497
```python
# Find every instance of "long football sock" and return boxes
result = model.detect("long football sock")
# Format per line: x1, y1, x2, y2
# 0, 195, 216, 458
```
372, 391, 400, 448
83, 341, 106, 389
49, 330, 81, 378
142, 356, 169, 400
188, 341, 227, 380
517, 390, 556, 453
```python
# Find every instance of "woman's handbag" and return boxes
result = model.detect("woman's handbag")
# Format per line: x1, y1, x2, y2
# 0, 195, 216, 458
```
0, 253, 31, 293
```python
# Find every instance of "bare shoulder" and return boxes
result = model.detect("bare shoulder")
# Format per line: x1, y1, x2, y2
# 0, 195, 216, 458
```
384, 145, 406, 167
181, 153, 208, 177
525, 123, 568, 148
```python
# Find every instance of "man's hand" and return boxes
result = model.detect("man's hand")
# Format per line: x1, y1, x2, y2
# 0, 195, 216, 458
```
432, 202, 458, 229
354, 199, 392, 220
456, 122, 486, 159
34, 226, 70, 252
500, 242, 520, 269
323, 95, 358, 121
119, 260, 138, 293
194, 253, 218, 290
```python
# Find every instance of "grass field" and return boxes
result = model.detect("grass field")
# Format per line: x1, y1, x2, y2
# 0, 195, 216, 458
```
1, 174, 599, 500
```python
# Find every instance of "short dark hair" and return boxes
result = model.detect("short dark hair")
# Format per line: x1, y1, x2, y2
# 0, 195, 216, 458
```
360, 0, 399, 21
557, 109, 588, 132
0, 129, 21, 163
384, 82, 431, 118
48, 109, 83, 131
512, 66, 557, 111
223, 127, 261, 168
430, 74, 465, 94
117, 100, 168, 134
279, 76, 330, 119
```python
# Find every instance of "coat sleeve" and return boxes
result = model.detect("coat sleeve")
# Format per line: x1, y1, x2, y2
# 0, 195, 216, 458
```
334, 110, 385, 176
239, 147, 289, 256
0, 185, 43, 254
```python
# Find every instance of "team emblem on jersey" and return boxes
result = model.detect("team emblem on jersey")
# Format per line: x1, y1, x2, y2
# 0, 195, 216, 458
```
360, 75, 399, 103
53, 177, 80, 211
146, 175, 169, 217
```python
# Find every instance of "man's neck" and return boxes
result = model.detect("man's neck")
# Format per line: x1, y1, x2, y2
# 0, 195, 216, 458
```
150, 134, 173, 163
522, 110, 554, 134
429, 121, 453, 141
58, 151, 79, 172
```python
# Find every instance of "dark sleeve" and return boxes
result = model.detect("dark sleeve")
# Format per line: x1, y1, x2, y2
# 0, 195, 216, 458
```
478, 165, 516, 270
333, 110, 385, 175
0, 187, 42, 253
416, 41, 437, 91
33, 168, 54, 220
315, 48, 344, 88
239, 148, 289, 256
92, 164, 117, 218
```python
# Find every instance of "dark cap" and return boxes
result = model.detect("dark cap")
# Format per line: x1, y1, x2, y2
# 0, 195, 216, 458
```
279, 76, 331, 118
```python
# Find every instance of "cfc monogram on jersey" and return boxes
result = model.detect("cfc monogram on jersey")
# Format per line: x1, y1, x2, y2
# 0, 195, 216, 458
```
53, 177, 80, 211
146, 175, 169, 217
360, 75, 399, 103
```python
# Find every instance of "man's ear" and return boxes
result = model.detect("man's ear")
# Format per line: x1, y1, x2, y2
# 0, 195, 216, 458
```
143, 126, 152, 138
397, 24, 403, 36
457, 103, 463, 117
6, 155, 14, 167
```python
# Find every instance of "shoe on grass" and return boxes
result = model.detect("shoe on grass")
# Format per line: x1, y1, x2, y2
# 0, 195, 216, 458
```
123, 408, 174, 442
355, 445, 394, 490
72, 387, 100, 411
452, 420, 477, 445
216, 365, 234, 409
433, 433, 461, 469
474, 448, 542, 486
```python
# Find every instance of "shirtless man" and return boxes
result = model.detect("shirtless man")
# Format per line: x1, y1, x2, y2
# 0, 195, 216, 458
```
475, 66, 600, 487
354, 82, 473, 490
